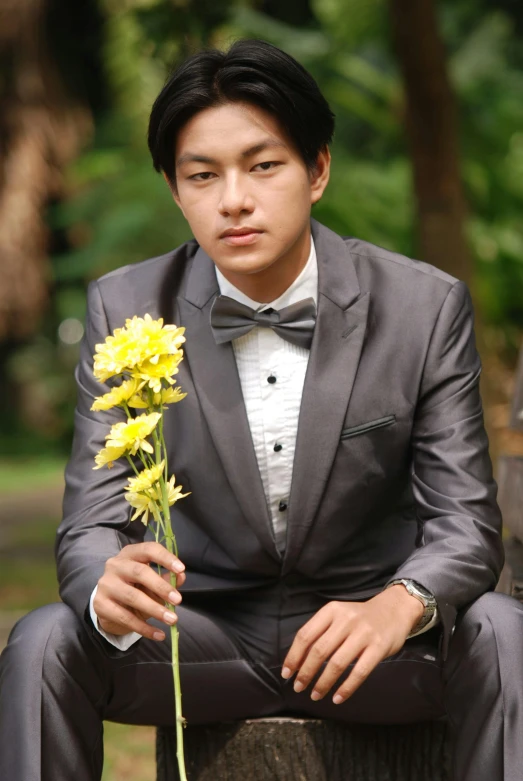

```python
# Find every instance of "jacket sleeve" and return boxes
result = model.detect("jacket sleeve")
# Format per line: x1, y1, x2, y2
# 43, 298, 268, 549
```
391, 280, 504, 658
54, 279, 147, 651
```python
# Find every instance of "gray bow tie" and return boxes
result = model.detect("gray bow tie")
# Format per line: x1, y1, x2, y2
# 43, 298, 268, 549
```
210, 294, 317, 350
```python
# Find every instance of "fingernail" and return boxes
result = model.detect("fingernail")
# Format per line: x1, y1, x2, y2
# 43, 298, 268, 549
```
168, 591, 180, 604
153, 631, 165, 641
171, 560, 184, 573
163, 611, 177, 624
281, 667, 292, 679
310, 690, 321, 701
294, 681, 305, 693
333, 694, 343, 705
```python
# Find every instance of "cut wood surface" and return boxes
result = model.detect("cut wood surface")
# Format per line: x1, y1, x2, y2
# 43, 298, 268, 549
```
156, 717, 451, 781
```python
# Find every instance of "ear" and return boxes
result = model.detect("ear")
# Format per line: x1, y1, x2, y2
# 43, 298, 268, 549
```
309, 146, 331, 206
162, 171, 185, 216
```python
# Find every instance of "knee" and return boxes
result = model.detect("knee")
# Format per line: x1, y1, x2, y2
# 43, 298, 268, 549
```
7, 602, 83, 663
451, 591, 523, 659
459, 591, 522, 634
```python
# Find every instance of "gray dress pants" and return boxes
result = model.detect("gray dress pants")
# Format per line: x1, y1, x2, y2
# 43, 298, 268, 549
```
0, 582, 522, 781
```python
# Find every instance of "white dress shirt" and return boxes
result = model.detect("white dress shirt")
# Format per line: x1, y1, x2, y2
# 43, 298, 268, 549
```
90, 235, 318, 650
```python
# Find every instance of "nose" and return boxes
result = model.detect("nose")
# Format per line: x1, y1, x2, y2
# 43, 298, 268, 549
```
218, 172, 254, 217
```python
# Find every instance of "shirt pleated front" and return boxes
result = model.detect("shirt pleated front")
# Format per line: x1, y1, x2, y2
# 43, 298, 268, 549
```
215, 236, 318, 552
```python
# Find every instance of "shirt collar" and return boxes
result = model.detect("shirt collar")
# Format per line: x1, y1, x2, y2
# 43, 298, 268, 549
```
214, 234, 318, 312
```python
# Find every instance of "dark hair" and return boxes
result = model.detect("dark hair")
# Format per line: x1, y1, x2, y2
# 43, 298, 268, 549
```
147, 38, 335, 188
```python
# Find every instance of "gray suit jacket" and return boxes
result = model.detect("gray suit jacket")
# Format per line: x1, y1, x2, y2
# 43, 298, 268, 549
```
55, 217, 504, 660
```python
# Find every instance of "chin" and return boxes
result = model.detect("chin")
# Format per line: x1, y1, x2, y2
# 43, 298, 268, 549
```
225, 261, 276, 277
217, 252, 276, 276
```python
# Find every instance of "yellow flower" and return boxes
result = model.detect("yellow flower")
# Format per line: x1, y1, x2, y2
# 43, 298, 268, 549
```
93, 314, 185, 383
125, 492, 156, 526
125, 461, 165, 494
128, 385, 187, 409
91, 377, 144, 412
104, 412, 161, 457
127, 393, 148, 409
125, 470, 190, 526
165, 474, 191, 506
158, 386, 187, 406
93, 445, 127, 470
132, 353, 184, 394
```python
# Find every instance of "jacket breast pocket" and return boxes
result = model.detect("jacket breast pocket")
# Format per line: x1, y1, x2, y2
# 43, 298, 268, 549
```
340, 414, 396, 440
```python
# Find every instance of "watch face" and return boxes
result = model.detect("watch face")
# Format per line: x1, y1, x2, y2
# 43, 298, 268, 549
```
411, 582, 433, 600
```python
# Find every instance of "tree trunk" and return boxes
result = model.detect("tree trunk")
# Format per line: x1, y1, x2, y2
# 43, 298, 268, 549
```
387, 0, 504, 457
0, 0, 91, 341
156, 717, 451, 781
388, 0, 470, 284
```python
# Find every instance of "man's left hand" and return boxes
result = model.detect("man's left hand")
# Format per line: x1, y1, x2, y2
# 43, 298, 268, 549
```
281, 585, 424, 704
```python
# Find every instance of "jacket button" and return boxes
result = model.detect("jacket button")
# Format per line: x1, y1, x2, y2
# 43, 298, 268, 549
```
278, 500, 288, 512
274, 443, 283, 452
267, 374, 277, 384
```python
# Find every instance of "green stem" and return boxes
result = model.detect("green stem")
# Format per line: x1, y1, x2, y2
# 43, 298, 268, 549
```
121, 384, 187, 778
159, 406, 169, 484
149, 392, 187, 779
125, 454, 140, 478
164, 532, 187, 779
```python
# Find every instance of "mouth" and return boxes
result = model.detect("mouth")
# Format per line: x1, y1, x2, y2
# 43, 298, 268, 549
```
220, 229, 264, 246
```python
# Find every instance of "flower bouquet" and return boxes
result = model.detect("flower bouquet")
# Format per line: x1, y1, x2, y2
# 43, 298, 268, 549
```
91, 313, 190, 780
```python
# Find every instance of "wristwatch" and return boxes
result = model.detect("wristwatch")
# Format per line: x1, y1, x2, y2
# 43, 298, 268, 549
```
386, 578, 439, 638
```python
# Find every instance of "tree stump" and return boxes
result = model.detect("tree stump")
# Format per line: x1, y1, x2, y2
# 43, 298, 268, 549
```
156, 717, 451, 781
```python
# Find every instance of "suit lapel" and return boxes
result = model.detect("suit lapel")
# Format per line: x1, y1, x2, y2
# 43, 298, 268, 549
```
178, 245, 281, 563
282, 219, 371, 574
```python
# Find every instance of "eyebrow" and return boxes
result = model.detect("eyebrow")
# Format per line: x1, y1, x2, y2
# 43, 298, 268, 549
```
176, 139, 288, 169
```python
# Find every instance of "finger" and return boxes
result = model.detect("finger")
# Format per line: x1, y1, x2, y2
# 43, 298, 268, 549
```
97, 599, 175, 641
107, 557, 183, 607
139, 581, 184, 608
101, 561, 181, 624
308, 633, 367, 700
119, 542, 185, 575
162, 569, 187, 588
100, 575, 180, 629
331, 645, 383, 704
136, 584, 164, 606
291, 624, 350, 694
281, 608, 334, 679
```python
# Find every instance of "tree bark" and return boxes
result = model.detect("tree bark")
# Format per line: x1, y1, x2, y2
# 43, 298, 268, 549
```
387, 0, 506, 460
388, 0, 470, 284
157, 717, 451, 781
0, 0, 91, 341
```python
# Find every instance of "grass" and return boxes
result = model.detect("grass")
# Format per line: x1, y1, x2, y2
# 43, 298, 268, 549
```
0, 456, 66, 494
7, 516, 60, 547
102, 723, 156, 781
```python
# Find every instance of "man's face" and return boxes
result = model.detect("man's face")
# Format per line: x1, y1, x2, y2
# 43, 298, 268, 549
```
170, 101, 330, 279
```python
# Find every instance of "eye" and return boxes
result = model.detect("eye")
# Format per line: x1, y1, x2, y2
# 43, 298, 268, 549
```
188, 172, 216, 181
253, 161, 281, 172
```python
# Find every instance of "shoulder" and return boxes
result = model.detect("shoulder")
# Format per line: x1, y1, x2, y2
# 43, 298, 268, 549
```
344, 236, 458, 288
86, 238, 199, 327
342, 236, 470, 316
87, 239, 199, 319
93, 237, 199, 292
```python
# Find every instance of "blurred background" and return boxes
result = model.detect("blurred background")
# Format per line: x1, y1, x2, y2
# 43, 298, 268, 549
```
0, 0, 522, 777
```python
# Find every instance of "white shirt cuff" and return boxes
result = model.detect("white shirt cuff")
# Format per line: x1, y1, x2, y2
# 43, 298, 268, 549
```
89, 584, 142, 651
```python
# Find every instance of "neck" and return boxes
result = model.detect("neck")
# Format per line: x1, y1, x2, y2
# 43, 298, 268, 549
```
216, 227, 311, 304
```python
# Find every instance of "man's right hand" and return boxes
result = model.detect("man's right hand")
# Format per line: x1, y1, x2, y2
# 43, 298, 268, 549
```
93, 542, 186, 641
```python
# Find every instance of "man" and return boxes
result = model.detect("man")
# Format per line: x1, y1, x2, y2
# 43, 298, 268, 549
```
1, 38, 522, 781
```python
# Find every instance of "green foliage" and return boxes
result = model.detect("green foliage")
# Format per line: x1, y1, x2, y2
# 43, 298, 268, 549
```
443, 7, 523, 333
7, 0, 523, 453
